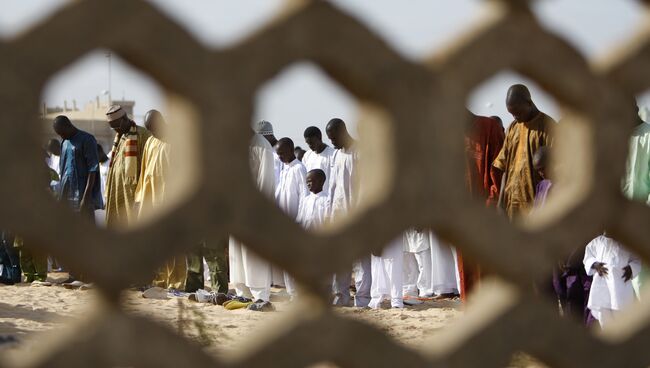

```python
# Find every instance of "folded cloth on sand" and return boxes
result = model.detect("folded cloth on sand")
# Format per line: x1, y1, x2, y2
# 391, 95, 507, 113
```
142, 286, 169, 300
223, 300, 252, 310
247, 300, 275, 312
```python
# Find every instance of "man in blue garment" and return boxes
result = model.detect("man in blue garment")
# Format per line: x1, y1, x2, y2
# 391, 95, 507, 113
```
53, 115, 103, 217
53, 115, 103, 286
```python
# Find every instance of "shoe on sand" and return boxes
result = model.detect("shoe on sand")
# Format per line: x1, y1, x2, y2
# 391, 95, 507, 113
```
403, 298, 423, 306
142, 287, 169, 300
63, 280, 85, 290
79, 283, 94, 291
247, 300, 275, 312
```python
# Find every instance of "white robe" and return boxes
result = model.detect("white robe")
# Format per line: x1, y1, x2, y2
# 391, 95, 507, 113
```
369, 236, 404, 309
584, 235, 641, 326
430, 232, 459, 295
403, 228, 433, 297
297, 191, 330, 230
328, 147, 357, 219
229, 134, 275, 300
275, 159, 308, 219
275, 158, 308, 296
302, 145, 335, 195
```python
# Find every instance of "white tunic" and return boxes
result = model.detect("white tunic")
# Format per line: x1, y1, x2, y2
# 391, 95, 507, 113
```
329, 147, 357, 219
430, 232, 459, 295
275, 159, 308, 219
302, 145, 335, 193
404, 228, 432, 253
229, 134, 275, 290
297, 191, 330, 230
584, 235, 641, 315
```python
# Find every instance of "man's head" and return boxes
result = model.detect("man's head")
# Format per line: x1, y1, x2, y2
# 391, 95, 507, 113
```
144, 109, 166, 139
304, 126, 324, 152
533, 146, 550, 180
46, 138, 61, 156
325, 118, 350, 149
294, 146, 306, 161
276, 137, 296, 164
506, 84, 537, 122
52, 115, 76, 140
106, 105, 133, 134
306, 169, 326, 194
255, 120, 277, 146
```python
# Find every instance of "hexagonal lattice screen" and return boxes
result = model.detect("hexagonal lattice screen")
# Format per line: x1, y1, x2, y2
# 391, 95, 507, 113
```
1, 0, 650, 367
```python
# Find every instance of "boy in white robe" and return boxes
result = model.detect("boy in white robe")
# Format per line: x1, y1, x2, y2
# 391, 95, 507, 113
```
403, 228, 433, 297
229, 133, 275, 303
584, 234, 641, 328
275, 138, 309, 298
296, 169, 330, 230
369, 236, 404, 309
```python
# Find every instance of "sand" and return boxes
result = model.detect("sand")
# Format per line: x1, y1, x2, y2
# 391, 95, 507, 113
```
0, 277, 543, 367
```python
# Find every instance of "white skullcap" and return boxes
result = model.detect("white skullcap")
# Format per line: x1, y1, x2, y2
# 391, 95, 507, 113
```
254, 120, 274, 136
106, 105, 126, 122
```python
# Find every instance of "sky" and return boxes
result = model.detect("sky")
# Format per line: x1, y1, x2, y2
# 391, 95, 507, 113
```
1, 0, 647, 144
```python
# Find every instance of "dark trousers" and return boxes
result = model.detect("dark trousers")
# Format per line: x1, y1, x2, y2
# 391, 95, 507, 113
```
0, 232, 21, 284
185, 238, 229, 293
553, 267, 592, 326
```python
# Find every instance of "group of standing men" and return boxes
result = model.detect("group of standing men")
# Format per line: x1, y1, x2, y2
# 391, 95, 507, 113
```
3, 81, 645, 324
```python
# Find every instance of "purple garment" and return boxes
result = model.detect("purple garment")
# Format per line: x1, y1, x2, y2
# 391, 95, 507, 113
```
533, 179, 553, 208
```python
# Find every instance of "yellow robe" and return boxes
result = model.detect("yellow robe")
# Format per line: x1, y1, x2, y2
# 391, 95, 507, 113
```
105, 126, 151, 227
134, 137, 187, 290
493, 112, 555, 219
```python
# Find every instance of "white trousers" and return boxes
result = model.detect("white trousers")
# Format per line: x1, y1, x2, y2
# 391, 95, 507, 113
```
229, 237, 271, 301
369, 240, 404, 309
403, 249, 433, 297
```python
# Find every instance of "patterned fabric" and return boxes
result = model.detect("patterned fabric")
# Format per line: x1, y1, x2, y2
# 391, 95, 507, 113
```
105, 124, 152, 227
493, 112, 555, 219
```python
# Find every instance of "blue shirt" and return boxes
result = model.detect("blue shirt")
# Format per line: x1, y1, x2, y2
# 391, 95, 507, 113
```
58, 130, 103, 210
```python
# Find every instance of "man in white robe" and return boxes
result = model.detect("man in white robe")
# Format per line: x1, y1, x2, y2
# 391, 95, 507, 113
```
229, 133, 275, 302
369, 236, 404, 309
254, 120, 285, 287
584, 234, 641, 328
302, 126, 335, 194
275, 138, 308, 298
430, 232, 459, 297
326, 118, 372, 307
403, 228, 433, 297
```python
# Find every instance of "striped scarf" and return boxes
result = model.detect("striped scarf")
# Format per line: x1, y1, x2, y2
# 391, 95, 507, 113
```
110, 124, 139, 179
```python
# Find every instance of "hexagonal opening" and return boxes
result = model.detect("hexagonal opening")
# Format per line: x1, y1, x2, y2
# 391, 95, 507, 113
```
41, 50, 201, 229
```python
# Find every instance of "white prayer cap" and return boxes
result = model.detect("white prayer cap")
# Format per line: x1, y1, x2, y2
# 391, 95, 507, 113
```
106, 105, 126, 122
254, 120, 274, 136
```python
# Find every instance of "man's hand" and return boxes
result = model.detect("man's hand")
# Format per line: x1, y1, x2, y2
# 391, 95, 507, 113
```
622, 265, 633, 282
592, 262, 609, 277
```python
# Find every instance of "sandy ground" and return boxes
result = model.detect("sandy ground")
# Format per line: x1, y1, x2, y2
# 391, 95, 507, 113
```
0, 275, 543, 367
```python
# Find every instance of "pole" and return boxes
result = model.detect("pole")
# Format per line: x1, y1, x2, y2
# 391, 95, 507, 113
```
106, 51, 112, 105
